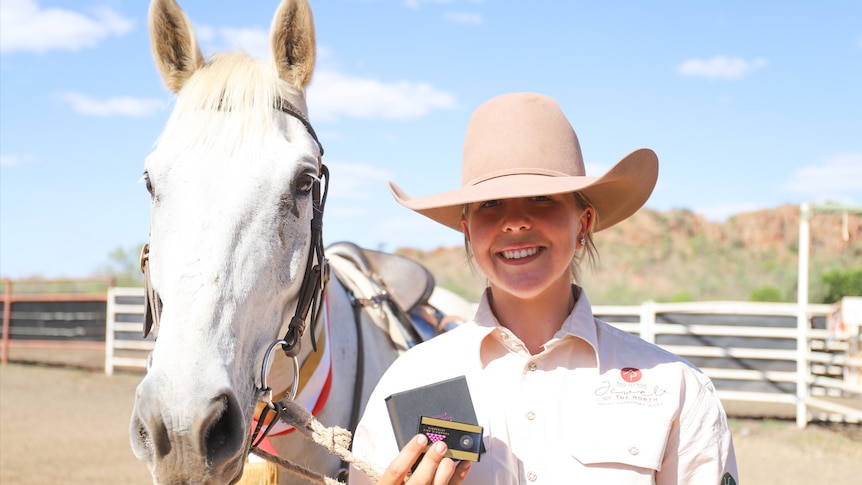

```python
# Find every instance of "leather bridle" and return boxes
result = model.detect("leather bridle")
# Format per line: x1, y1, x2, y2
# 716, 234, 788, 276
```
139, 95, 385, 480
139, 99, 329, 356
139, 98, 331, 368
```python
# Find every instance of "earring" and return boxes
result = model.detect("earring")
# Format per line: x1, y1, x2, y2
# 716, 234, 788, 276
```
579, 237, 586, 246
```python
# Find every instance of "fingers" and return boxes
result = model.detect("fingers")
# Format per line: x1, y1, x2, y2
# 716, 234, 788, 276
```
378, 434, 432, 484
378, 434, 470, 485
449, 460, 472, 485
408, 438, 455, 485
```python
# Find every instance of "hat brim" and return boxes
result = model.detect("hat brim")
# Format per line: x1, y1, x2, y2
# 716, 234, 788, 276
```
389, 148, 658, 233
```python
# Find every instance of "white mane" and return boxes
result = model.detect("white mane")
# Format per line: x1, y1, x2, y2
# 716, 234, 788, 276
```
156, 53, 308, 156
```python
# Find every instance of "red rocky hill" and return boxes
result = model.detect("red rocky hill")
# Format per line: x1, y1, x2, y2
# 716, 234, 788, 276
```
398, 204, 861, 305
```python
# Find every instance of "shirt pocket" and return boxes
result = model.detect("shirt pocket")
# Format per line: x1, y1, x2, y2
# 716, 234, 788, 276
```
570, 417, 671, 473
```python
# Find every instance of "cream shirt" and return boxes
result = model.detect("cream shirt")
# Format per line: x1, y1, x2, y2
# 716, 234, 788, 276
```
350, 288, 739, 485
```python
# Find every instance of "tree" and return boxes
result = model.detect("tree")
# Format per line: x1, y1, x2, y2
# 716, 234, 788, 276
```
96, 244, 146, 287
820, 268, 862, 304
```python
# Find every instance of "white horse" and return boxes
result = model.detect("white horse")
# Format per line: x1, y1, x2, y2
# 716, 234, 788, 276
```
129, 1, 452, 483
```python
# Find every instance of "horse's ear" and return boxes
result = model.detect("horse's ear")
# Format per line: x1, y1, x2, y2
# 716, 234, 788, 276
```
270, 0, 316, 89
148, 0, 205, 93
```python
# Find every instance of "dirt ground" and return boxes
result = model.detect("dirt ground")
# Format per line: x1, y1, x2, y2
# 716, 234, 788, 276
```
1, 349, 861, 485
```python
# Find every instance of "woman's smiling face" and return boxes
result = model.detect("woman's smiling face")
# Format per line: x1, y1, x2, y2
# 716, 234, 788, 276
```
462, 193, 591, 301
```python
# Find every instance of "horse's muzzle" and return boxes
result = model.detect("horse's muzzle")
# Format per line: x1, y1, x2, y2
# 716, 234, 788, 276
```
130, 376, 248, 484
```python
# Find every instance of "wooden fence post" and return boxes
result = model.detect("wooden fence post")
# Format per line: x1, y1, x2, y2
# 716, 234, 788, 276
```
105, 287, 116, 376
796, 203, 812, 428
1, 280, 11, 365
640, 300, 656, 344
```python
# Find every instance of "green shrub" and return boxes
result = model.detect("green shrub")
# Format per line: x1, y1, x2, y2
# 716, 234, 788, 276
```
749, 286, 786, 302
820, 268, 862, 303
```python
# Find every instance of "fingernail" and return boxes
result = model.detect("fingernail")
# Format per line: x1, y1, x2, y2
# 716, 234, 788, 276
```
434, 441, 447, 454
416, 434, 428, 445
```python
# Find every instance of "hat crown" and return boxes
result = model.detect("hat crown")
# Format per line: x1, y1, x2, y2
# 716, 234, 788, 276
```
388, 91, 658, 233
462, 93, 586, 187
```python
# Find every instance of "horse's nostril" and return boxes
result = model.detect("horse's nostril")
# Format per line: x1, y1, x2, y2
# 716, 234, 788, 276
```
135, 421, 151, 453
201, 392, 245, 467
130, 408, 172, 461
130, 415, 153, 461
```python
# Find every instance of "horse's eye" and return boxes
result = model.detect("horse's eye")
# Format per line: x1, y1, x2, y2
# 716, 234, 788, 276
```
143, 172, 154, 196
296, 172, 316, 194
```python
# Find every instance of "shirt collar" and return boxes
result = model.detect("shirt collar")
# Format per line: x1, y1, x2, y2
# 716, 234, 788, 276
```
471, 286, 601, 368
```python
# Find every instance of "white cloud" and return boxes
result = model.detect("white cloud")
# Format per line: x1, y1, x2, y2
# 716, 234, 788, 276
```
0, 0, 133, 54
677, 56, 767, 80
57, 92, 165, 117
219, 27, 270, 60
308, 70, 457, 122
584, 161, 610, 178
0, 153, 37, 167
780, 152, 862, 204
326, 161, 394, 202
405, 0, 455, 8
197, 25, 325, 63
194, 24, 217, 44
183, 22, 457, 122
404, 0, 484, 8
693, 202, 760, 222
368, 214, 463, 251
201, 26, 270, 61
444, 12, 483, 24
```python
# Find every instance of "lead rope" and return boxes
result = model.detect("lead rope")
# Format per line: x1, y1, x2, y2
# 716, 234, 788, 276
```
250, 398, 382, 484
250, 281, 378, 485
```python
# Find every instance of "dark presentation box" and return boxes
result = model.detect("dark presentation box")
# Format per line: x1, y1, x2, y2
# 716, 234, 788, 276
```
385, 375, 484, 461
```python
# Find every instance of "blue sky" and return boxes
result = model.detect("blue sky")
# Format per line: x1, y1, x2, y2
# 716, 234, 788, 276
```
1, 0, 860, 279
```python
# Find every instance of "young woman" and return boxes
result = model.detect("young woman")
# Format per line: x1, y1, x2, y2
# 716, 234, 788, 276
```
349, 93, 739, 485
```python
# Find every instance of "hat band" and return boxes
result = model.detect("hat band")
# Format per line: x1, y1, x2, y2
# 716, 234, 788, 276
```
466, 167, 577, 187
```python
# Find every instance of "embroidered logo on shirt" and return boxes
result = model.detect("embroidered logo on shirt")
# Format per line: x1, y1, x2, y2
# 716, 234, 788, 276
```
721, 472, 737, 485
621, 367, 642, 382
593, 367, 672, 407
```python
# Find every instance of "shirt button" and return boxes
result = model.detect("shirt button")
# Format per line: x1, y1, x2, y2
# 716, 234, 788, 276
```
525, 410, 535, 420
629, 446, 640, 456
528, 362, 538, 371
527, 472, 537, 481
500, 332, 509, 340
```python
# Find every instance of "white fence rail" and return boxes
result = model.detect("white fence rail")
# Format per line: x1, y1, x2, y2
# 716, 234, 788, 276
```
105, 288, 862, 427
592, 300, 862, 428
105, 287, 154, 374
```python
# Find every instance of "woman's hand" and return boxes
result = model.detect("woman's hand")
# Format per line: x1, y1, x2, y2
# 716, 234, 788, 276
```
378, 434, 472, 485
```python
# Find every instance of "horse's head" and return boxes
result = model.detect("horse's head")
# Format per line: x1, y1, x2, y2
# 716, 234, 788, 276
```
130, 1, 322, 483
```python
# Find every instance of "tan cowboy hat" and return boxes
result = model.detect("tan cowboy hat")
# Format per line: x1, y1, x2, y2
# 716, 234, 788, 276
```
389, 92, 658, 233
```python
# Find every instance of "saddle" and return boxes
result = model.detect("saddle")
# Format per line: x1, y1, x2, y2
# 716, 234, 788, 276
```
326, 241, 435, 313
325, 242, 461, 349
